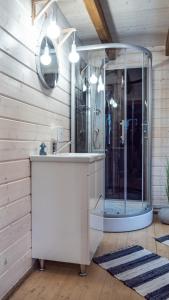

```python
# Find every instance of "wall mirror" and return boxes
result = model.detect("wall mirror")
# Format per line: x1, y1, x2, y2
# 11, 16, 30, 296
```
36, 36, 59, 89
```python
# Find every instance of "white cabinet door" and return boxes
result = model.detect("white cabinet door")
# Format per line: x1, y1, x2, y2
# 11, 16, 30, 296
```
88, 160, 104, 259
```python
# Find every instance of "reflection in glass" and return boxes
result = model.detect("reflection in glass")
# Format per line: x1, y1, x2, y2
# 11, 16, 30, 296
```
74, 47, 152, 219
37, 36, 59, 89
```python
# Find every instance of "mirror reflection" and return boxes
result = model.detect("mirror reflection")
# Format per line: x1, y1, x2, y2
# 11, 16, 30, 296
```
37, 36, 59, 89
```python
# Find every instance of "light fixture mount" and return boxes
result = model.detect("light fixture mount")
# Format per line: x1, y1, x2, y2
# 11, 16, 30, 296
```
32, 0, 58, 24
32, 0, 80, 62
32, 0, 77, 49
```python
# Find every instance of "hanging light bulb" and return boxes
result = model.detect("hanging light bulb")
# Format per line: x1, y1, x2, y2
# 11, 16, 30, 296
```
83, 82, 87, 92
47, 21, 61, 39
89, 73, 98, 84
69, 40, 79, 63
69, 32, 79, 63
40, 39, 51, 66
110, 98, 118, 108
97, 75, 104, 92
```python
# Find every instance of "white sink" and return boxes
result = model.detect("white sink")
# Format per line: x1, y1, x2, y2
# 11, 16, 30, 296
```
30, 153, 105, 163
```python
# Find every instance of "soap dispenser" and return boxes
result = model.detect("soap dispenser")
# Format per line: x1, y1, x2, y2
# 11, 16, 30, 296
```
39, 143, 47, 155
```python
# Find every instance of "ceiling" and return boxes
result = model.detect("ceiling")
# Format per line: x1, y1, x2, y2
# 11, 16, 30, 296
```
57, 0, 100, 44
58, 0, 169, 47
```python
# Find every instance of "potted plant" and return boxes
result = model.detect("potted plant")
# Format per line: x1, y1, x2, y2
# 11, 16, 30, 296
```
159, 159, 169, 224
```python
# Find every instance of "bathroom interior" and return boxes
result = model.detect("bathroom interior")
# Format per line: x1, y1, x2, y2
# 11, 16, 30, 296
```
0, 0, 169, 299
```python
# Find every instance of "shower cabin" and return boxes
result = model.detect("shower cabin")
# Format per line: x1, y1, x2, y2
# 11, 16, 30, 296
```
71, 44, 153, 232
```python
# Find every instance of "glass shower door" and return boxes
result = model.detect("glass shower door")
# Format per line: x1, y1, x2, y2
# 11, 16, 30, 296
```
73, 44, 152, 231
105, 68, 126, 215
142, 52, 151, 209
104, 49, 151, 217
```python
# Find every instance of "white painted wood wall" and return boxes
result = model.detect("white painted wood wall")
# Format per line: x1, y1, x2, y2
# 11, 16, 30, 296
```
152, 46, 169, 207
0, 0, 71, 298
0, 0, 168, 297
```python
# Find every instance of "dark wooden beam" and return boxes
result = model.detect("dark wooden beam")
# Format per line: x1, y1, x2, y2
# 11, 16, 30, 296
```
83, 0, 115, 59
166, 29, 169, 56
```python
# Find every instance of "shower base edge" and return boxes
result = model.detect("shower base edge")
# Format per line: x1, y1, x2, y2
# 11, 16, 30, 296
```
103, 209, 153, 232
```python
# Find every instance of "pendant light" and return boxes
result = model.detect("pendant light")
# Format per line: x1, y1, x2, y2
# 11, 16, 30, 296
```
110, 97, 117, 108
40, 38, 51, 66
47, 7, 61, 40
47, 21, 61, 39
69, 32, 79, 63
97, 75, 104, 92
89, 72, 98, 84
83, 82, 87, 92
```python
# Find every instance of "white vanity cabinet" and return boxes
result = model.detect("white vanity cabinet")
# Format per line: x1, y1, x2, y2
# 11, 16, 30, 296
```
30, 153, 105, 274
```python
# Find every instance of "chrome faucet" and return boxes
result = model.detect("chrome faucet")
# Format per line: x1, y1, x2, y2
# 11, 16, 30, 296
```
52, 140, 57, 154
52, 140, 71, 154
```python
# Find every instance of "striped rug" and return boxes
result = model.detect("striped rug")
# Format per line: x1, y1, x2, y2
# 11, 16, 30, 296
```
155, 235, 169, 246
93, 245, 169, 299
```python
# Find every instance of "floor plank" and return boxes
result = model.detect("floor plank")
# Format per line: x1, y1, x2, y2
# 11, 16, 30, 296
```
9, 216, 169, 300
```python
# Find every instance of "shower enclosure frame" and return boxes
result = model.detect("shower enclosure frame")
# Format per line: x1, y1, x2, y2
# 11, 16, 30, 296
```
71, 43, 153, 232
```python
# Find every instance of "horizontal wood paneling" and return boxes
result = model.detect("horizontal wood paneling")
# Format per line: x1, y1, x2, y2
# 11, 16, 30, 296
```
0, 178, 30, 208
0, 95, 69, 129
0, 2, 35, 51
151, 46, 169, 207
0, 232, 31, 277
0, 0, 71, 297
0, 51, 70, 106
0, 140, 49, 162
0, 196, 31, 230
0, 26, 71, 86
0, 214, 31, 254
0, 73, 70, 118
0, 118, 69, 142
0, 250, 32, 299
0, 160, 30, 185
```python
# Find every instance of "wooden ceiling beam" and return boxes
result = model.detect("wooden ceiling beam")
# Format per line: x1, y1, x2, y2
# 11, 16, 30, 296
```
166, 29, 169, 56
83, 0, 112, 43
83, 0, 115, 59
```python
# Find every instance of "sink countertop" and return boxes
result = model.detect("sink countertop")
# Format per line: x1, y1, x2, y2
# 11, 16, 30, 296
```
30, 153, 105, 163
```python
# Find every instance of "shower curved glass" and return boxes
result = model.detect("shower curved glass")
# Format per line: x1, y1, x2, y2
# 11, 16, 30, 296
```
71, 43, 153, 232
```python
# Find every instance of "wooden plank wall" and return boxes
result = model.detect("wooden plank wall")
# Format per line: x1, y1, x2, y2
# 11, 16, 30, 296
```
152, 45, 169, 207
0, 0, 71, 298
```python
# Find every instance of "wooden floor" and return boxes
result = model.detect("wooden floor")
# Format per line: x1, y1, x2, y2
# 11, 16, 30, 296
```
9, 216, 169, 300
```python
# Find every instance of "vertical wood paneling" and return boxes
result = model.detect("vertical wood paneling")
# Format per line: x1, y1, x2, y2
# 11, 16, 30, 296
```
0, 0, 71, 298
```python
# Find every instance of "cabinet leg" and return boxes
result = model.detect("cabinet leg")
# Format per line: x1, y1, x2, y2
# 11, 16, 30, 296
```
39, 259, 45, 271
79, 264, 87, 276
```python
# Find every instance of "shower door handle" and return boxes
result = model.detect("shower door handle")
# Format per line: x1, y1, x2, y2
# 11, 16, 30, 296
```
143, 122, 148, 140
143, 123, 148, 134
120, 120, 125, 145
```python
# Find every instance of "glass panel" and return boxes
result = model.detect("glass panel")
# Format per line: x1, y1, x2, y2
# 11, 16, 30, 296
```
126, 67, 142, 200
124, 48, 150, 214
75, 50, 105, 153
143, 52, 150, 208
73, 46, 152, 218
105, 69, 125, 199
105, 49, 126, 215
105, 48, 151, 216
90, 64, 105, 153
75, 58, 88, 152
